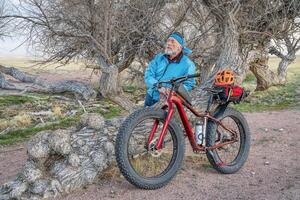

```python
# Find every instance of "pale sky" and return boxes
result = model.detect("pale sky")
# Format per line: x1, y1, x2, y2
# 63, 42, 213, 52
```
0, 0, 30, 57
0, 36, 30, 57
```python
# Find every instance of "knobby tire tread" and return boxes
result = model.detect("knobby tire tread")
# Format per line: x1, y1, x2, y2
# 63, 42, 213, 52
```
115, 108, 185, 189
206, 107, 250, 174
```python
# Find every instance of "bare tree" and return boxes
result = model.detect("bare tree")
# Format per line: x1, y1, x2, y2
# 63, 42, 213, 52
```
0, 0, 11, 39
2, 0, 299, 104
121, 0, 300, 105
0, 1, 97, 100
191, 0, 300, 90
1, 0, 167, 108
183, 0, 221, 83
166, 0, 300, 107
269, 19, 300, 84
243, 0, 300, 90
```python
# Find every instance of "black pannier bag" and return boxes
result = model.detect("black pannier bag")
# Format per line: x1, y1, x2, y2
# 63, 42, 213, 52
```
213, 84, 245, 104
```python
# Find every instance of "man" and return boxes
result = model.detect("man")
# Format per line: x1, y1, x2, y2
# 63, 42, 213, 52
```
144, 32, 196, 107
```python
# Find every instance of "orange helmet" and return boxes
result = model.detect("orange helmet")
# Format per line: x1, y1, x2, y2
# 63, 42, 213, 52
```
215, 70, 235, 85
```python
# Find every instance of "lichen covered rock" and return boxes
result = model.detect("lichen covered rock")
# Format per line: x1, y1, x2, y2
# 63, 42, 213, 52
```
48, 129, 72, 155
27, 131, 51, 159
0, 113, 124, 200
80, 113, 105, 130
22, 161, 43, 183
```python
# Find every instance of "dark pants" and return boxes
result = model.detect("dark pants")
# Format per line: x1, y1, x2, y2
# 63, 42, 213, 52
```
144, 93, 158, 107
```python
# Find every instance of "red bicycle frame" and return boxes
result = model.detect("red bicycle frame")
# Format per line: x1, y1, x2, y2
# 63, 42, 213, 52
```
147, 90, 238, 152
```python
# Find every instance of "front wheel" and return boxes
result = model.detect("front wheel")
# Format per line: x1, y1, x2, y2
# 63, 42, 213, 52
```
115, 108, 185, 189
206, 107, 250, 174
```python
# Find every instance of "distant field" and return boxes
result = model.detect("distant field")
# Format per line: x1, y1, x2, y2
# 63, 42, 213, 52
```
0, 57, 99, 84
265, 56, 299, 80
0, 56, 90, 74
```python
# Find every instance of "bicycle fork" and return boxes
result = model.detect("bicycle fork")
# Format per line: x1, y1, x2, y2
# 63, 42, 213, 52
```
147, 108, 174, 150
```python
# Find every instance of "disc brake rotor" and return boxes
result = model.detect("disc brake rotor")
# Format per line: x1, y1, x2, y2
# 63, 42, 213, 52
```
148, 137, 163, 157
217, 130, 234, 151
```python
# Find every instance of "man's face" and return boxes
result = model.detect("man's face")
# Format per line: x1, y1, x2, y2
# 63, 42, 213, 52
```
164, 37, 182, 57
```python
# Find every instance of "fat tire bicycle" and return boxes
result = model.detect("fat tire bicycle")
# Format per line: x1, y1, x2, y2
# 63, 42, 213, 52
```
115, 74, 250, 189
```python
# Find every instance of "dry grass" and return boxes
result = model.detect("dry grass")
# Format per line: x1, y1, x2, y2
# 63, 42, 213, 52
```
184, 154, 208, 163
0, 113, 32, 130
52, 105, 63, 118
98, 162, 121, 181
129, 153, 172, 177
0, 120, 9, 130
12, 114, 32, 127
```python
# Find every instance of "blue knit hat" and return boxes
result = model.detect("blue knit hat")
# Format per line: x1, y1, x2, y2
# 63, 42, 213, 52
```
168, 32, 192, 55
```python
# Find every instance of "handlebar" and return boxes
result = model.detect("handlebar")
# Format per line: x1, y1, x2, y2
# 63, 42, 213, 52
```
154, 73, 200, 89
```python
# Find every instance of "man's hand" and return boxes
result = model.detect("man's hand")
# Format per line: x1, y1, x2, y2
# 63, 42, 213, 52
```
158, 87, 170, 103
158, 87, 170, 95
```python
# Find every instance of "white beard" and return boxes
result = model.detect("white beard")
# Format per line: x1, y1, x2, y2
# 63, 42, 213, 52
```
164, 48, 177, 56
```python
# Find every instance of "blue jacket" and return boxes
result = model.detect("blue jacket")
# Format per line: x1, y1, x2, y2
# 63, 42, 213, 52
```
144, 53, 196, 101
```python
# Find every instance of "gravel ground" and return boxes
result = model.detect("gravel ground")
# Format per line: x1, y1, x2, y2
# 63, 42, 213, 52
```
1, 109, 300, 200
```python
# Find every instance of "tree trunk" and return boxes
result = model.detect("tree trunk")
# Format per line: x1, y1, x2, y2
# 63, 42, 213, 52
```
276, 51, 296, 85
248, 50, 296, 91
277, 59, 291, 84
98, 65, 121, 97
202, 19, 245, 87
199, 61, 214, 84
117, 54, 135, 73
98, 65, 135, 111
0, 72, 16, 90
269, 40, 297, 86
192, 20, 245, 110
249, 58, 280, 91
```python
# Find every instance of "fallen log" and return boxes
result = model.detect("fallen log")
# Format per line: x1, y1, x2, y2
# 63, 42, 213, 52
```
0, 65, 96, 101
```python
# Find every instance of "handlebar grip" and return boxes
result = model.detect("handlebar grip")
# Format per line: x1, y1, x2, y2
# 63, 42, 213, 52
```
187, 73, 200, 79
152, 82, 162, 89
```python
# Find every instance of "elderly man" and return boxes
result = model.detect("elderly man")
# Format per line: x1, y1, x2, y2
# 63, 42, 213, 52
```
144, 32, 196, 107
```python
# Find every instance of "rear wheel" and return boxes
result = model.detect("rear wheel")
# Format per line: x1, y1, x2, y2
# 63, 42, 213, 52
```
206, 107, 250, 174
115, 108, 185, 189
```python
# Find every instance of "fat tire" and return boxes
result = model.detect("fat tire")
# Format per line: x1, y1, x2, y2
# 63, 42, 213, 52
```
206, 107, 250, 174
115, 108, 185, 189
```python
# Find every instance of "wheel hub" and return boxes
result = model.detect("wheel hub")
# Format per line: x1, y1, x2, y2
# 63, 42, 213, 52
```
147, 137, 163, 157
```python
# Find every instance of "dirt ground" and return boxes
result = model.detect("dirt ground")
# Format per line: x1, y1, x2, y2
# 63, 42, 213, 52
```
0, 109, 299, 200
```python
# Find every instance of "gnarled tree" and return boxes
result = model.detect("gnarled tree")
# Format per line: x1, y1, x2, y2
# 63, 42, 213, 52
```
269, 19, 300, 85
243, 0, 300, 90
187, 0, 300, 95
0, 0, 12, 39
2, 0, 167, 108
